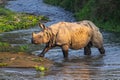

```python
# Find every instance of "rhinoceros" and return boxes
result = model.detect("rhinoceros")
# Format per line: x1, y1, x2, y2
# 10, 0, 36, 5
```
32, 20, 105, 59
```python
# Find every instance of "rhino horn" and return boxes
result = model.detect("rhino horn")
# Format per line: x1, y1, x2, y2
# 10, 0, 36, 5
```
32, 32, 36, 37
39, 23, 47, 30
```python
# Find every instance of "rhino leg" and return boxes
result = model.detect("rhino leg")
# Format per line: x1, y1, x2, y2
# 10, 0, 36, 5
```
38, 44, 53, 57
38, 47, 50, 57
61, 45, 69, 59
98, 47, 105, 54
84, 42, 92, 55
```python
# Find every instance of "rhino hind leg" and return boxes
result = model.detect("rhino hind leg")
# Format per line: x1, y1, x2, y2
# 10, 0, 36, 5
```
84, 42, 92, 55
98, 47, 105, 54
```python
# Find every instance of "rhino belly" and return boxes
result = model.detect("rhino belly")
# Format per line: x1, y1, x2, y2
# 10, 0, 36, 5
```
70, 41, 89, 50
70, 32, 91, 50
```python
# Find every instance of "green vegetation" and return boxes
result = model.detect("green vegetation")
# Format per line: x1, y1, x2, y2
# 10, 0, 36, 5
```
34, 65, 47, 76
0, 42, 11, 51
0, 42, 29, 52
32, 58, 44, 62
0, 7, 48, 33
44, 0, 120, 32
0, 63, 8, 67
18, 45, 29, 52
34, 65, 47, 72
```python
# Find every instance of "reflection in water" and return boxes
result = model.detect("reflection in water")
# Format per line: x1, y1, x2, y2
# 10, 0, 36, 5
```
47, 55, 104, 79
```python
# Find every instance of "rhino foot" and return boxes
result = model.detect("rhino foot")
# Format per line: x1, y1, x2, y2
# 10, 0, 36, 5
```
99, 47, 105, 54
38, 54, 44, 57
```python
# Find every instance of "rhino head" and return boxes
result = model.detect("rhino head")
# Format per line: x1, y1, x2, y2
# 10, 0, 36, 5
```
31, 23, 50, 44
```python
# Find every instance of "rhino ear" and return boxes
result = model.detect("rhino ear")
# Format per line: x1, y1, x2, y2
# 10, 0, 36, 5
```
39, 23, 47, 30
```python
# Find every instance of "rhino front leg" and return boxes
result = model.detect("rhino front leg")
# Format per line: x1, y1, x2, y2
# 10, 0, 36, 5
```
61, 45, 69, 59
38, 45, 52, 57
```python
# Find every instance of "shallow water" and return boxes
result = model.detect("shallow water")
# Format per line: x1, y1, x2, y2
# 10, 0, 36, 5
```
0, 0, 120, 80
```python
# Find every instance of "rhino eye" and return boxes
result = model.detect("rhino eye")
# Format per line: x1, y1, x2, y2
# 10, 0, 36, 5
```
39, 35, 43, 38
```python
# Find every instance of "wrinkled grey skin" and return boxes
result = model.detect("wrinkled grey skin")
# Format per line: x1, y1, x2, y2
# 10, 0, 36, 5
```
32, 20, 105, 59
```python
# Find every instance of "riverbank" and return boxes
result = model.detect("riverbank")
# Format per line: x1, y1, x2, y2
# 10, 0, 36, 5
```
0, 52, 52, 68
0, 1, 52, 69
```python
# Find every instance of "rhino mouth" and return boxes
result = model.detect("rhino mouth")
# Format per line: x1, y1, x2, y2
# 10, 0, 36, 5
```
31, 38, 40, 45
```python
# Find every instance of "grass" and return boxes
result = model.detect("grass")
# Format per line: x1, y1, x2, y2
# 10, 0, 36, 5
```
94, 20, 120, 32
0, 63, 8, 67
0, 42, 28, 52
74, 0, 95, 20
18, 45, 29, 52
0, 42, 11, 52
0, 7, 49, 33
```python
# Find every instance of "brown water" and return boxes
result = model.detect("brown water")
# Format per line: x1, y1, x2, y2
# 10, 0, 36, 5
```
0, 0, 120, 80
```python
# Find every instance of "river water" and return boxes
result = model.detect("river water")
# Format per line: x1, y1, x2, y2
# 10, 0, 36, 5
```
0, 0, 120, 80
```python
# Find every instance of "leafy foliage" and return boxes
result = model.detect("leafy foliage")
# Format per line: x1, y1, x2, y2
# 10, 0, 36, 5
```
0, 7, 48, 33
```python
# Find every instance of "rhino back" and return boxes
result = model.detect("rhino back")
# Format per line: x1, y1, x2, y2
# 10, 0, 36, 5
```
50, 22, 92, 49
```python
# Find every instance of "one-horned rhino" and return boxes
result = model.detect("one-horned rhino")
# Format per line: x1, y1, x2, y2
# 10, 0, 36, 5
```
32, 20, 105, 59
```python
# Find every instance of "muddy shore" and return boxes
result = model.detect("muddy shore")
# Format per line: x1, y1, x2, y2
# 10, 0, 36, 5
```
0, 52, 53, 68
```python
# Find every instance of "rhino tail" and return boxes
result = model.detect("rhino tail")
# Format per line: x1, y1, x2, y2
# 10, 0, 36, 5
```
86, 20, 104, 48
